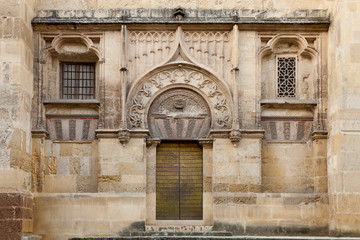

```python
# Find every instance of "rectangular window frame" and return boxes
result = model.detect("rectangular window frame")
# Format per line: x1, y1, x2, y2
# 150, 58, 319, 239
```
60, 62, 96, 100
276, 54, 298, 98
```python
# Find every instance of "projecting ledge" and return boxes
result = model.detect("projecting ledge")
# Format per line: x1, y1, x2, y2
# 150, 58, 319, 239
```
42, 99, 100, 105
32, 9, 330, 26
260, 99, 317, 106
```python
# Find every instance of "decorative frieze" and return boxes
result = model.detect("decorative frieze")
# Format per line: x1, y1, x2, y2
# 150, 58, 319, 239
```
47, 118, 98, 141
262, 120, 313, 141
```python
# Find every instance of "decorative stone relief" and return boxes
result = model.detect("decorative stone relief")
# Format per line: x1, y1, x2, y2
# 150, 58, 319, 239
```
277, 56, 297, 98
128, 66, 231, 130
183, 31, 231, 80
262, 120, 313, 141
128, 31, 176, 81
47, 118, 98, 141
148, 89, 211, 139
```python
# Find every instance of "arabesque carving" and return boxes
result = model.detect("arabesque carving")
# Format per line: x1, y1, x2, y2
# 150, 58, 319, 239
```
128, 66, 231, 129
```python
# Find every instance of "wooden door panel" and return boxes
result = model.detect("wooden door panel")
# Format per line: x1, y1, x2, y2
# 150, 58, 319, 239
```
156, 143, 180, 220
156, 142, 202, 220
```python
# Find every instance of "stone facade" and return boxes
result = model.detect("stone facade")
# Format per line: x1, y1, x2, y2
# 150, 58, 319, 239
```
1, 0, 360, 240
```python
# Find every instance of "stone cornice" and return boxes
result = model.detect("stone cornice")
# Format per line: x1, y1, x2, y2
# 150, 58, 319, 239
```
32, 9, 330, 26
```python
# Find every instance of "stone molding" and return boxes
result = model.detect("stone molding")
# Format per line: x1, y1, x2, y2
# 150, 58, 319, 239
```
32, 9, 330, 25
31, 129, 48, 139
198, 139, 213, 148
146, 138, 161, 147
311, 130, 328, 140
240, 129, 265, 139
95, 129, 119, 138
209, 130, 231, 139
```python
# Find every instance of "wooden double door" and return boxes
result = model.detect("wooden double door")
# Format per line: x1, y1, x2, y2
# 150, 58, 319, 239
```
156, 142, 203, 220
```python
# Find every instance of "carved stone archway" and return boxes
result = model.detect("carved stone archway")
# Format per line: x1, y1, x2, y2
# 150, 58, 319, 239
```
127, 64, 232, 131
148, 88, 211, 139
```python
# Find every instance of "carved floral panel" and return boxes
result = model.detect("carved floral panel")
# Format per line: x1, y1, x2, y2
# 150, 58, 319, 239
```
128, 66, 231, 130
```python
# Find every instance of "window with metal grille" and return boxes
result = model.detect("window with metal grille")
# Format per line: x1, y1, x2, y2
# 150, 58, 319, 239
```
61, 62, 95, 99
277, 56, 296, 98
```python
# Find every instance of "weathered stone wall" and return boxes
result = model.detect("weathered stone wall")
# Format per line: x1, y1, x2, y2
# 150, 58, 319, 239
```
98, 138, 146, 193
42, 142, 98, 193
262, 142, 314, 193
327, 0, 360, 236
213, 193, 329, 235
0, 0, 35, 238
213, 138, 262, 193
0, 0, 34, 174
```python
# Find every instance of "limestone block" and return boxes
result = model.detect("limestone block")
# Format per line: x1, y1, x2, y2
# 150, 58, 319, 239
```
350, 43, 360, 63
110, 183, 145, 193
56, 157, 70, 175
73, 205, 108, 221
314, 176, 328, 193
247, 205, 272, 221
262, 163, 285, 177
334, 214, 360, 234
0, 168, 31, 190
80, 157, 90, 176
343, 172, 360, 193
339, 152, 360, 173
99, 162, 120, 176
59, 144, 73, 157
44, 175, 76, 193
121, 175, 146, 184
214, 162, 239, 177
239, 163, 261, 184
214, 205, 240, 219
313, 203, 329, 226
272, 205, 302, 221
118, 162, 146, 176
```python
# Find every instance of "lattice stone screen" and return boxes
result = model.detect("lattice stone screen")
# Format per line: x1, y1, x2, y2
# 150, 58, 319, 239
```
61, 62, 95, 99
277, 56, 296, 98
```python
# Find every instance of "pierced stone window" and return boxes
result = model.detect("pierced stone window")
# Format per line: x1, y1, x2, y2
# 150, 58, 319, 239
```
61, 62, 95, 99
277, 56, 297, 98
